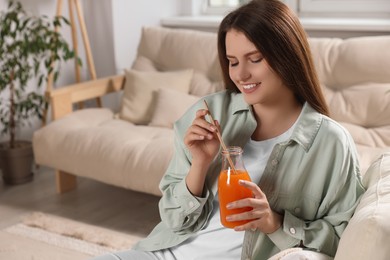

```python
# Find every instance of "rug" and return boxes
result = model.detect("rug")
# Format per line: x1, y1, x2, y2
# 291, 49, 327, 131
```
1, 212, 143, 259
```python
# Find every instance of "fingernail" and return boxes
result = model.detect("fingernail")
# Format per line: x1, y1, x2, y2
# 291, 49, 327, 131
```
226, 216, 232, 221
234, 227, 242, 232
210, 126, 216, 131
226, 203, 232, 209
239, 180, 245, 185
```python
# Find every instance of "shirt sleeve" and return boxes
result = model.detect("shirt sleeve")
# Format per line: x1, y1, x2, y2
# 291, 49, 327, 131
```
158, 123, 213, 234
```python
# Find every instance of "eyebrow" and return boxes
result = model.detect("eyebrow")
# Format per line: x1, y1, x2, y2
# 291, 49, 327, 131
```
226, 50, 260, 59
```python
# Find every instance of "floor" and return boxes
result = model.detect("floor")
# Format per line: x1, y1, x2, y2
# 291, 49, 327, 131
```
0, 166, 161, 238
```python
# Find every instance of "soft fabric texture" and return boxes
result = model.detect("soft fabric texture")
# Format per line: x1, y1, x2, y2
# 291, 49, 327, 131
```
33, 108, 172, 196
119, 69, 193, 125
132, 56, 224, 97
308, 36, 390, 174
334, 153, 390, 260
0, 230, 90, 260
136, 27, 221, 82
190, 72, 224, 97
132, 27, 225, 97
268, 248, 333, 260
148, 88, 199, 128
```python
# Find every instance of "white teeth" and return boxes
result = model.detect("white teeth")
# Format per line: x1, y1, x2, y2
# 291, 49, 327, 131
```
243, 83, 257, 90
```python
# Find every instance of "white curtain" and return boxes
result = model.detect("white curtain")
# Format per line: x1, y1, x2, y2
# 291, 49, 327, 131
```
83, 0, 117, 78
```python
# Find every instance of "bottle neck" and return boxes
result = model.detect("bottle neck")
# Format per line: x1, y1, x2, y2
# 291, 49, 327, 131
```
221, 146, 245, 172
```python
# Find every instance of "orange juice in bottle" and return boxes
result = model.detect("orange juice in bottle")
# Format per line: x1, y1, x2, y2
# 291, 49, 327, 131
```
218, 146, 252, 228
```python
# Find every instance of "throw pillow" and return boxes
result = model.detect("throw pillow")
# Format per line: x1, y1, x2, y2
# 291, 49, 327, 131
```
119, 69, 193, 125
268, 248, 333, 260
334, 153, 390, 260
149, 88, 200, 128
190, 71, 224, 97
131, 56, 157, 71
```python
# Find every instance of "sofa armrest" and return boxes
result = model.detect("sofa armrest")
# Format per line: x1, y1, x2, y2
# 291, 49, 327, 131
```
48, 74, 125, 120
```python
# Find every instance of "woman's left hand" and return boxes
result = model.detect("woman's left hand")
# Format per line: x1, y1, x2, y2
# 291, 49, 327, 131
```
226, 180, 283, 233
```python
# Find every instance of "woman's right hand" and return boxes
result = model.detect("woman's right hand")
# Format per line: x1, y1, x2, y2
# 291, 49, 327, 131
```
184, 109, 221, 166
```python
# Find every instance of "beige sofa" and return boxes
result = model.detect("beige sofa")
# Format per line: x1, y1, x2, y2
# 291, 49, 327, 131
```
33, 26, 390, 259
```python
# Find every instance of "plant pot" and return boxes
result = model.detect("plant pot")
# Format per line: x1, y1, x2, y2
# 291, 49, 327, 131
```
0, 140, 34, 185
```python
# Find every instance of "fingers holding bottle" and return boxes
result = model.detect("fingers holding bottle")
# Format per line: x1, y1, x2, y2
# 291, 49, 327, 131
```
226, 180, 283, 234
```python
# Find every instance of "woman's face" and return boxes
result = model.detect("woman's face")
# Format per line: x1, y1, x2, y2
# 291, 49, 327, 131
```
225, 29, 292, 107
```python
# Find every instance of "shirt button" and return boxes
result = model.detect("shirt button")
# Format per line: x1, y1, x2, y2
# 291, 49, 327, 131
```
189, 201, 194, 208
289, 227, 296, 234
294, 207, 301, 214
271, 159, 278, 166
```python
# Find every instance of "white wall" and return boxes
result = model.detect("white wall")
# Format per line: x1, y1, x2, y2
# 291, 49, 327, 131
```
111, 0, 181, 74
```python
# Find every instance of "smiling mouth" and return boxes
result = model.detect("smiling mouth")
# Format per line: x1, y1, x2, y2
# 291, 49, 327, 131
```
242, 83, 261, 91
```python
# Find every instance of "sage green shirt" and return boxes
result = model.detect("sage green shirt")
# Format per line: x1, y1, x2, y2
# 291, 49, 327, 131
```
134, 90, 365, 259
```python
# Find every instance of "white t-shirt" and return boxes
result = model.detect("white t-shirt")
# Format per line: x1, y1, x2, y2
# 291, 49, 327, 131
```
155, 125, 296, 260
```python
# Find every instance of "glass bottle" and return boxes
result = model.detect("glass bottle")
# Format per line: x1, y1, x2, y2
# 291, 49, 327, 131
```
218, 146, 252, 228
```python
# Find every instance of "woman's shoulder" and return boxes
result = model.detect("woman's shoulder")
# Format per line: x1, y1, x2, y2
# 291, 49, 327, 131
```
301, 103, 352, 141
295, 103, 357, 152
315, 115, 359, 160
320, 115, 353, 142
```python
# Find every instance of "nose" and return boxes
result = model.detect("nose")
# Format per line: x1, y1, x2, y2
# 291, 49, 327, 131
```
233, 64, 251, 83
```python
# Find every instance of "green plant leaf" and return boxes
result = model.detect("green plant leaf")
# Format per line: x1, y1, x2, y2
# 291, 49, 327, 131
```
0, 0, 81, 143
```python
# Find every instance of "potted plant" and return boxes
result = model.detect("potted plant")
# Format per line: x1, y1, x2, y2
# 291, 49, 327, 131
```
0, 1, 77, 184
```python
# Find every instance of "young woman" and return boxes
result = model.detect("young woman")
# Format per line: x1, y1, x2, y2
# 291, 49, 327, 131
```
93, 0, 364, 259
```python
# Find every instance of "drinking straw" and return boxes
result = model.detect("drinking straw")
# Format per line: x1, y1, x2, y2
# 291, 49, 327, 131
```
203, 100, 237, 173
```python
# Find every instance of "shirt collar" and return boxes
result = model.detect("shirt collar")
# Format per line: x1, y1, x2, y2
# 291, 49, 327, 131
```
232, 93, 322, 151
289, 102, 323, 152
229, 92, 322, 152
230, 92, 251, 114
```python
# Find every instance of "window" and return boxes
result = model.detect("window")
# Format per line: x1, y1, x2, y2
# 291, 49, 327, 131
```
204, 0, 249, 15
299, 0, 390, 18
204, 0, 390, 18
209, 0, 240, 7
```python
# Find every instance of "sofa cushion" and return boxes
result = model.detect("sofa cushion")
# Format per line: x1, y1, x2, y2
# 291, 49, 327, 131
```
132, 56, 224, 97
149, 88, 199, 128
132, 26, 225, 97
131, 55, 157, 71
136, 27, 221, 81
308, 36, 390, 174
119, 69, 193, 125
268, 248, 333, 260
334, 153, 390, 260
33, 108, 173, 196
190, 72, 224, 97
353, 143, 390, 175
309, 36, 390, 87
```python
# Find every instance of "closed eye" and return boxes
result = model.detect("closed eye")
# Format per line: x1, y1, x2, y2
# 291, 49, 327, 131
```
227, 58, 238, 67
251, 57, 263, 63
229, 61, 238, 67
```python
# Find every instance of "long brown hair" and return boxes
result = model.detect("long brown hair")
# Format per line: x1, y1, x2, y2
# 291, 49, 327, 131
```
217, 0, 329, 116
